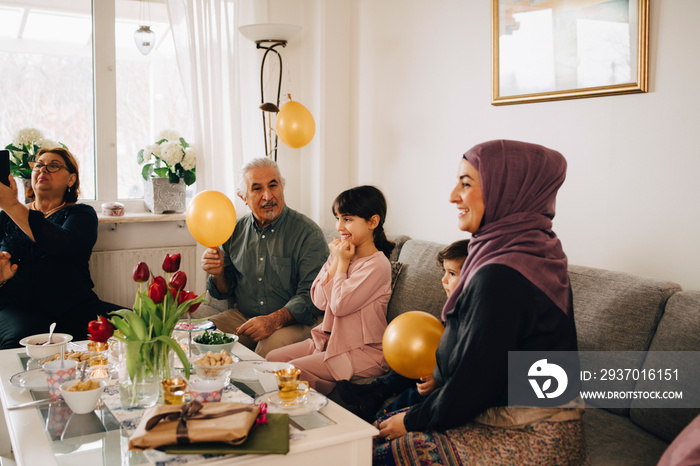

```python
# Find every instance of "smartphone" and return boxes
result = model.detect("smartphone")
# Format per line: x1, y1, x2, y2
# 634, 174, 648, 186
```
0, 149, 10, 187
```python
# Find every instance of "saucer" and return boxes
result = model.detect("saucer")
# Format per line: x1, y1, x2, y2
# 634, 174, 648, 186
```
267, 391, 307, 407
10, 368, 48, 389
255, 390, 328, 416
174, 320, 216, 332
229, 361, 272, 382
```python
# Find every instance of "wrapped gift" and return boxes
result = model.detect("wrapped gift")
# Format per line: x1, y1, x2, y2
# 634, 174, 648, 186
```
129, 401, 260, 451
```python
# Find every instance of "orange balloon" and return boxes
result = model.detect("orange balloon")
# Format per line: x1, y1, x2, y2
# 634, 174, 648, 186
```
382, 311, 444, 379
186, 191, 237, 247
276, 100, 315, 148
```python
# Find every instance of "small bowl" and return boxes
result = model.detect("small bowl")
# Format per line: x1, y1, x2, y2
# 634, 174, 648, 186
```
19, 333, 73, 360
193, 360, 234, 380
192, 332, 239, 355
101, 201, 125, 216
254, 363, 294, 392
189, 379, 225, 403
60, 379, 106, 414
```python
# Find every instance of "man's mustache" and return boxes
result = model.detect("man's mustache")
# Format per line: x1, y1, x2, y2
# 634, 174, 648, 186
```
261, 200, 278, 208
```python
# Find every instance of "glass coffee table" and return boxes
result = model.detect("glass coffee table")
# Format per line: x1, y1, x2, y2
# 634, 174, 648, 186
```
0, 342, 378, 466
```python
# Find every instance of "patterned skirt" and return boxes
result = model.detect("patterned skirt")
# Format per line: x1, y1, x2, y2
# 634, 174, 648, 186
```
373, 409, 588, 465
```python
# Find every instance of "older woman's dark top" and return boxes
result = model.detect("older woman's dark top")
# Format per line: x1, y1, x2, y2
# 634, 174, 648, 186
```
0, 204, 120, 348
403, 264, 578, 431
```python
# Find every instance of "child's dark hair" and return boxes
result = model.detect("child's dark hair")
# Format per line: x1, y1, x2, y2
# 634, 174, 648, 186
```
333, 185, 395, 259
437, 239, 470, 267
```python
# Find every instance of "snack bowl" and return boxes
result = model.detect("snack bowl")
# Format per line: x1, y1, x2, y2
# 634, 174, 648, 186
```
254, 362, 294, 393
59, 379, 106, 414
189, 379, 225, 403
19, 333, 73, 360
193, 332, 239, 355
193, 361, 234, 380
192, 350, 235, 380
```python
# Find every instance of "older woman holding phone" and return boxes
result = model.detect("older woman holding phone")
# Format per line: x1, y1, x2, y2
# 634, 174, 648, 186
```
0, 147, 120, 349
374, 140, 587, 465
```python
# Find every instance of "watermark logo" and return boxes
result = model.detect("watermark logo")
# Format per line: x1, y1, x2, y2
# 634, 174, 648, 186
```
508, 351, 581, 407
509, 351, 699, 409
528, 359, 568, 399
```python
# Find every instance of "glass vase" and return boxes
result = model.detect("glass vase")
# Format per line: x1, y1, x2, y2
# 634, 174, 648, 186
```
118, 339, 172, 408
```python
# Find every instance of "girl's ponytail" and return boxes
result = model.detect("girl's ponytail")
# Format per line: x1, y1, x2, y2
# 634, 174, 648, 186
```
373, 224, 395, 260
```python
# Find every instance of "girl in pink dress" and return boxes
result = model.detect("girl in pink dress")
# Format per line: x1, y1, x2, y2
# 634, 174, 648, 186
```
266, 185, 394, 394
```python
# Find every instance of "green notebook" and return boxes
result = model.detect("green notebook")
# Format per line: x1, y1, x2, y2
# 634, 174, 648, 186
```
161, 413, 290, 455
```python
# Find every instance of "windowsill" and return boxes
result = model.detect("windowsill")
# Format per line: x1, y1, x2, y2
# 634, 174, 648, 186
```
97, 212, 186, 224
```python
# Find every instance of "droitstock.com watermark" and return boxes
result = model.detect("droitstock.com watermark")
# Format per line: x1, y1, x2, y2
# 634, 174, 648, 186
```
508, 351, 700, 409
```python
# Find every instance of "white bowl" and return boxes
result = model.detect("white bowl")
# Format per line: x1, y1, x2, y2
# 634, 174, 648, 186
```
193, 360, 234, 381
189, 379, 226, 403
254, 362, 294, 393
19, 333, 73, 360
60, 379, 106, 414
193, 332, 238, 355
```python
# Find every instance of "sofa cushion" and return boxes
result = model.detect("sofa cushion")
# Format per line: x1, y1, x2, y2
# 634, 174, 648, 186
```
569, 265, 681, 353
569, 265, 681, 416
630, 291, 700, 443
583, 408, 669, 466
388, 240, 448, 323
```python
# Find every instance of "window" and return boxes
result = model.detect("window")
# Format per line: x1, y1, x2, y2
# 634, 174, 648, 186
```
0, 0, 192, 206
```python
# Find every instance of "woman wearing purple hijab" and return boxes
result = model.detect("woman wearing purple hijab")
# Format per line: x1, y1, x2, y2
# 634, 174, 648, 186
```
374, 140, 587, 465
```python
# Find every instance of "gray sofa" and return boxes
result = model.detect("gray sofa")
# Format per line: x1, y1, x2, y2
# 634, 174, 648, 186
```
377, 236, 699, 466
199, 232, 700, 464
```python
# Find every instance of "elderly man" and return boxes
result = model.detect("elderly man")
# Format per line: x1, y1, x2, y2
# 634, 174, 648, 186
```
200, 157, 328, 357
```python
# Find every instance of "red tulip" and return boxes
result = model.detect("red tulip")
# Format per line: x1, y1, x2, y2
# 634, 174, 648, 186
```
188, 302, 201, 314
152, 275, 167, 289
179, 290, 201, 313
169, 270, 187, 291
177, 290, 194, 304
87, 316, 114, 342
132, 262, 150, 283
162, 253, 181, 273
148, 282, 167, 303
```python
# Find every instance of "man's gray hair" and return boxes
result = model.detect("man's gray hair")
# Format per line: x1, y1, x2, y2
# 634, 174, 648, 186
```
236, 157, 286, 199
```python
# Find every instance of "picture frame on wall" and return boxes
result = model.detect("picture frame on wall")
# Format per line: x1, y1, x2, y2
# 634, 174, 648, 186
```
492, 0, 649, 106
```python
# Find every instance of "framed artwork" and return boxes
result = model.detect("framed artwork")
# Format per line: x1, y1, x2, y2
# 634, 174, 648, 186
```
492, 0, 649, 105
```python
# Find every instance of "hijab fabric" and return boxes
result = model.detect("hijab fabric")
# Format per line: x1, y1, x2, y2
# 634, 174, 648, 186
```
442, 140, 571, 321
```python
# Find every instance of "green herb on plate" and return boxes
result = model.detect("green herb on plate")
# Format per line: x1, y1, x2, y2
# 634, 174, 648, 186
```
194, 331, 235, 345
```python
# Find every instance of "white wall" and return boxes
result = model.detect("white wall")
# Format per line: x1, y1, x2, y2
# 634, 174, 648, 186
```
269, 0, 700, 291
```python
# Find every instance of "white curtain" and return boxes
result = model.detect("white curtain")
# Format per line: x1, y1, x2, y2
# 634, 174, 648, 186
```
165, 0, 262, 199
165, 0, 262, 290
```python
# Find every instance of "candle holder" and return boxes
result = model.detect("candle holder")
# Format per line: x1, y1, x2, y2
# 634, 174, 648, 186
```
162, 378, 188, 405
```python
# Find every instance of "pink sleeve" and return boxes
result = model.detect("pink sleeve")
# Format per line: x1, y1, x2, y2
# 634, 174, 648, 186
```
327, 257, 391, 317
310, 257, 332, 310
658, 414, 700, 466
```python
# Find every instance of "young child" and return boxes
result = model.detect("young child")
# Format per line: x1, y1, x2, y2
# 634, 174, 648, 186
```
335, 239, 469, 422
266, 185, 395, 395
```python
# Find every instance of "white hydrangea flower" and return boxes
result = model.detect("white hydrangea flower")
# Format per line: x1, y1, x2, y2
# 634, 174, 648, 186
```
158, 129, 180, 142
38, 138, 59, 150
159, 140, 184, 166
13, 128, 43, 147
180, 147, 196, 170
144, 144, 161, 162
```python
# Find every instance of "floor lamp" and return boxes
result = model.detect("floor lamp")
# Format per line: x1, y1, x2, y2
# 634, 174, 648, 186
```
239, 24, 302, 161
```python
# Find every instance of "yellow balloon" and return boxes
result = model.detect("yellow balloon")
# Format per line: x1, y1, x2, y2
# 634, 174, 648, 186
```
186, 191, 237, 247
276, 100, 315, 148
382, 311, 444, 379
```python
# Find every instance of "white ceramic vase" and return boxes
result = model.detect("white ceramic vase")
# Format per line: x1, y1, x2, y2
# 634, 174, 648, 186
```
143, 178, 185, 214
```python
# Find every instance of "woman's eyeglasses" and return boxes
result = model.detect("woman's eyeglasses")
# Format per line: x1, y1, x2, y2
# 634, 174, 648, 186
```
28, 162, 68, 173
